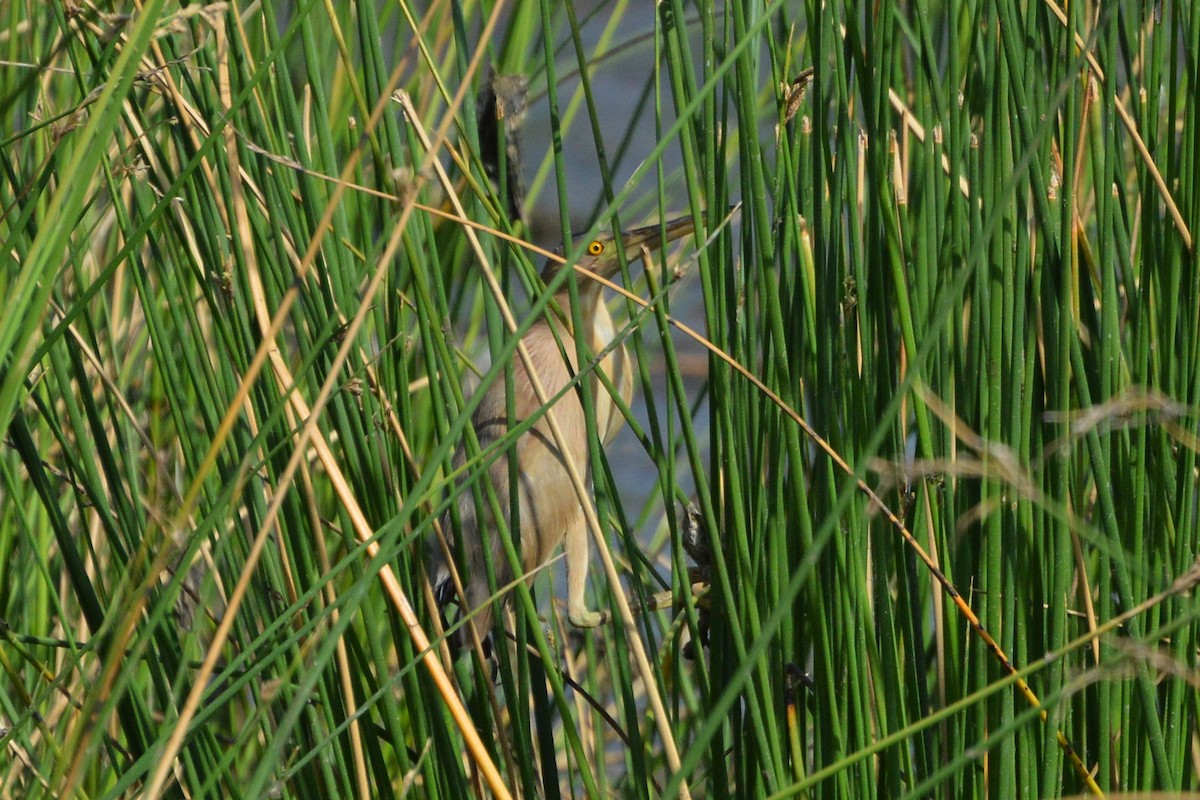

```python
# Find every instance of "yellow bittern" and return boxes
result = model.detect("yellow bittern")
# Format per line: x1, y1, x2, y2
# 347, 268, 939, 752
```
429, 215, 697, 649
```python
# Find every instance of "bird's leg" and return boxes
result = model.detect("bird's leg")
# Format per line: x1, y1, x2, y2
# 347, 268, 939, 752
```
564, 514, 608, 627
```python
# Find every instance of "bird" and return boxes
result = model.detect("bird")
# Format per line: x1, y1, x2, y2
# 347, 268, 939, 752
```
429, 214, 698, 652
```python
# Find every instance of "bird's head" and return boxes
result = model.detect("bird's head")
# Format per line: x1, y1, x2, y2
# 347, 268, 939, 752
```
540, 214, 698, 285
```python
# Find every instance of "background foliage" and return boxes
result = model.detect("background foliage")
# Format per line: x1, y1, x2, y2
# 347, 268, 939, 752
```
2, 0, 1199, 797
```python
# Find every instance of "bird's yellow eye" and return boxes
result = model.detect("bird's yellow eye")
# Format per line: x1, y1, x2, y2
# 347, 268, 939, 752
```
587, 240, 605, 256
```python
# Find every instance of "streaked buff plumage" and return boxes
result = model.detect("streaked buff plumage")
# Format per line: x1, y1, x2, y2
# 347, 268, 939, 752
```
429, 216, 696, 649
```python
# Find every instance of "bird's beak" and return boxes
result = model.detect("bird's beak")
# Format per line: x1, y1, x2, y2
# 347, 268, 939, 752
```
613, 214, 698, 265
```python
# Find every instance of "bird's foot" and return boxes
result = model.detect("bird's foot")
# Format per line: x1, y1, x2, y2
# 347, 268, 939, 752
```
568, 607, 609, 628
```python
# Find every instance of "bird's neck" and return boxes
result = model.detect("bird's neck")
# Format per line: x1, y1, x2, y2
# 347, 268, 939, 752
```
550, 282, 606, 341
